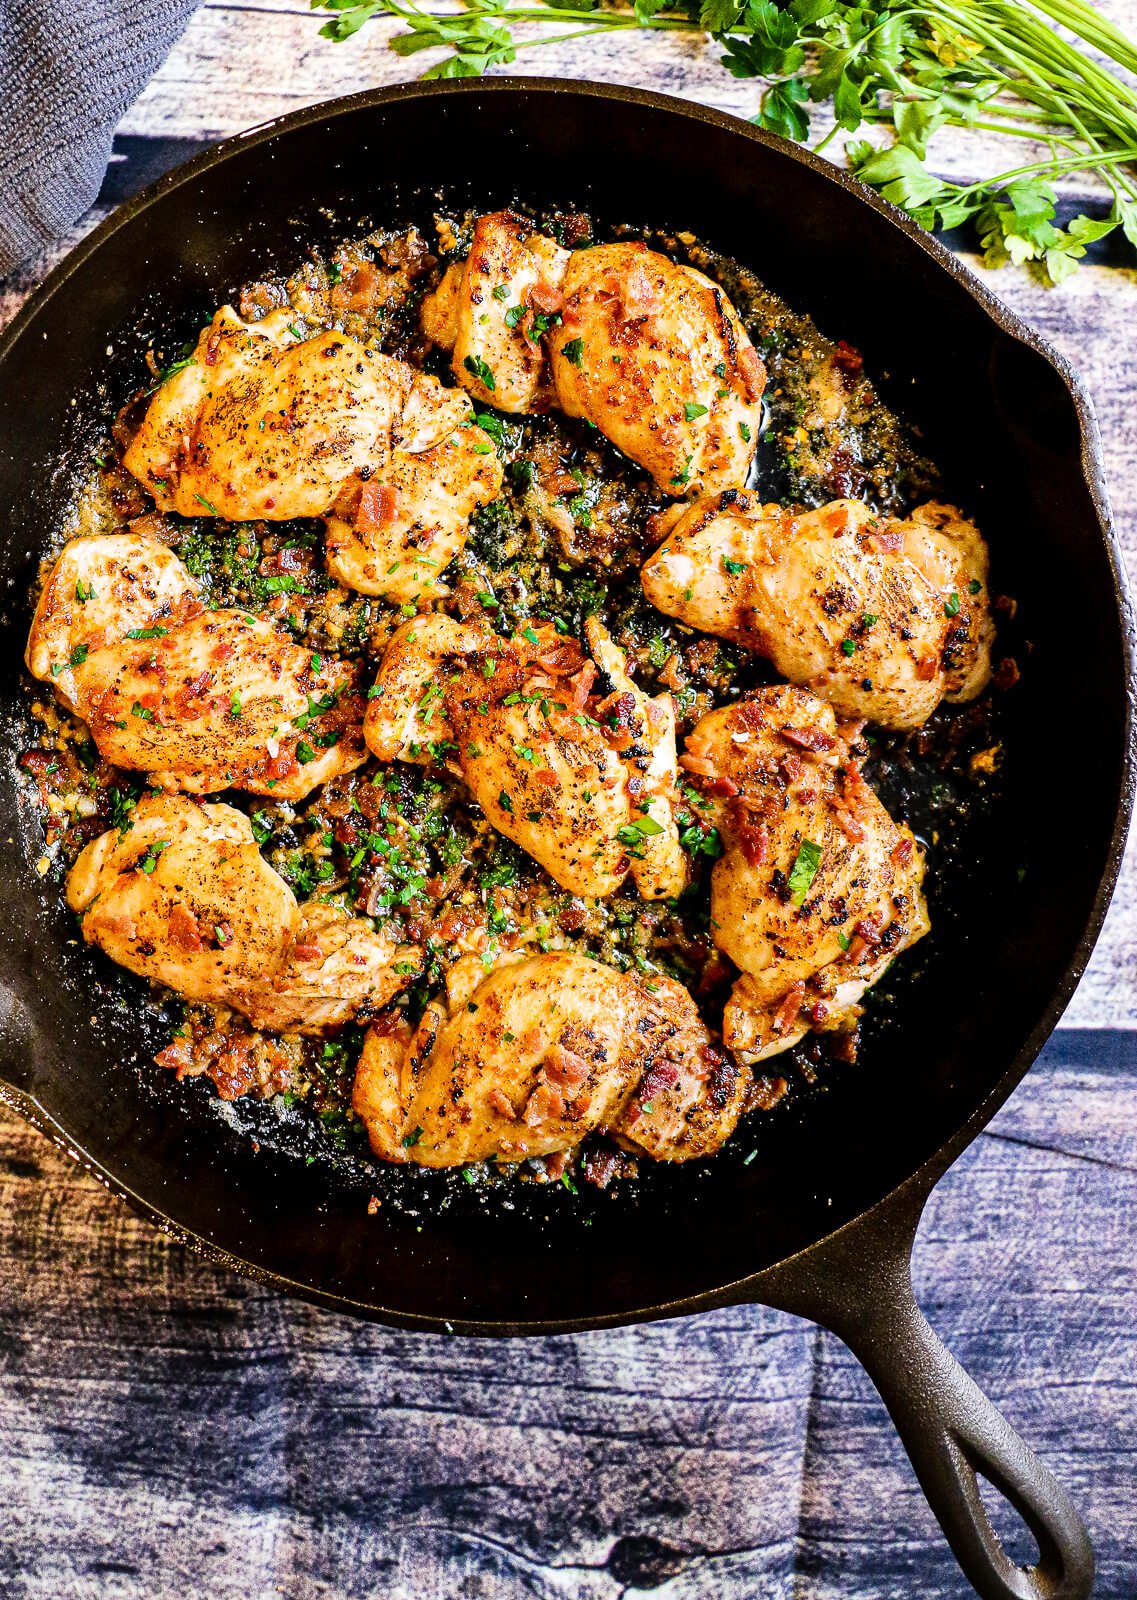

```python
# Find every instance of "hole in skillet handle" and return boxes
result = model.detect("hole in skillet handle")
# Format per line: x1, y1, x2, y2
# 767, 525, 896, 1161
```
749, 1175, 1095, 1600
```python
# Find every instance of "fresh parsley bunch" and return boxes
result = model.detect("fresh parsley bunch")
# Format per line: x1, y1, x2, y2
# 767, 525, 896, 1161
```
312, 0, 1137, 283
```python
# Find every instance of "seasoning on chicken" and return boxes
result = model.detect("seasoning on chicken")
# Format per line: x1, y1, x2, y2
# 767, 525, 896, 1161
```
363, 615, 687, 899
25, 532, 201, 715
67, 796, 421, 1030
642, 493, 993, 729
27, 535, 367, 801
682, 686, 929, 1064
420, 210, 571, 413
123, 307, 502, 602
352, 950, 750, 1167
423, 222, 766, 494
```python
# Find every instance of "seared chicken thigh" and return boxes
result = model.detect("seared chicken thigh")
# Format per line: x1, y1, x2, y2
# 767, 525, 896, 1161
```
364, 616, 686, 898
26, 532, 201, 715
68, 797, 420, 1030
550, 243, 766, 495
29, 535, 366, 801
420, 211, 571, 413
423, 224, 765, 494
642, 493, 993, 729
324, 368, 503, 602
352, 951, 749, 1166
683, 686, 929, 1063
123, 308, 501, 601
67, 797, 299, 1003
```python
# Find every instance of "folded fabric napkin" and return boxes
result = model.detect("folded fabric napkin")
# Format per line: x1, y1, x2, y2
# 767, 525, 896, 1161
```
0, 0, 198, 274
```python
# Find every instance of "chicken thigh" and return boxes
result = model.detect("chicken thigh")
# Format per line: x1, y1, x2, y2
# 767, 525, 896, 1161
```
642, 493, 993, 729
423, 223, 765, 494
28, 535, 367, 801
683, 686, 929, 1064
364, 615, 687, 898
68, 796, 420, 1030
420, 210, 571, 413
26, 532, 201, 715
352, 950, 749, 1166
123, 307, 502, 601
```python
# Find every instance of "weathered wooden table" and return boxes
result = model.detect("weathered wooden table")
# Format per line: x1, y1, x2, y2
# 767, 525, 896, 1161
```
0, 6, 1134, 1596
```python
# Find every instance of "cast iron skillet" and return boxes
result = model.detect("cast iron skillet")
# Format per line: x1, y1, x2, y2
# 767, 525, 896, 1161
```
0, 80, 1132, 1600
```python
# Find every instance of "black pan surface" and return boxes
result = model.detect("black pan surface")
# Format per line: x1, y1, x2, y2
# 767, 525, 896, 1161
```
0, 80, 1131, 1338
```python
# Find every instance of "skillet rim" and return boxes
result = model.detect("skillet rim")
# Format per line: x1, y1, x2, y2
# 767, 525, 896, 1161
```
0, 76, 1133, 1334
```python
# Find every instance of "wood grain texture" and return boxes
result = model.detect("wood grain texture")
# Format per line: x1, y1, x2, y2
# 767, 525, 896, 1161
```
0, 1033, 1133, 1599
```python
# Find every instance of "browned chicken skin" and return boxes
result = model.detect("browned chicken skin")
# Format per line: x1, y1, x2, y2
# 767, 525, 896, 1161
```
683, 686, 929, 1064
352, 950, 750, 1167
67, 796, 421, 1031
642, 493, 993, 729
421, 216, 766, 495
363, 615, 686, 899
27, 535, 367, 800
122, 307, 502, 602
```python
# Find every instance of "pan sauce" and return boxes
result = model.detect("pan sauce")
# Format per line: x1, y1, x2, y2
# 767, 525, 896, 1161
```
17, 208, 1010, 1196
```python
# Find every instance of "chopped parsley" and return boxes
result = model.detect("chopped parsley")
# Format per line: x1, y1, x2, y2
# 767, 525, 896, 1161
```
125, 626, 168, 641
723, 557, 747, 577
841, 638, 857, 657
684, 401, 709, 421
498, 790, 513, 814
788, 839, 823, 905
943, 592, 961, 617
561, 337, 584, 368
138, 839, 170, 875
463, 354, 496, 391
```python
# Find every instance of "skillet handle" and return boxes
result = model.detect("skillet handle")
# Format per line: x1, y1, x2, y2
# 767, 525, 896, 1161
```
758, 1178, 1094, 1600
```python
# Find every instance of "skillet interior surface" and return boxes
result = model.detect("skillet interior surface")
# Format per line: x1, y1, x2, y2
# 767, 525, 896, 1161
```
0, 81, 1130, 1331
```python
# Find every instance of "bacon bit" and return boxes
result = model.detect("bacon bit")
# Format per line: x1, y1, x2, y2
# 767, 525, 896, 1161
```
155, 1039, 194, 1078
203, 329, 224, 368
168, 904, 203, 954
994, 593, 1017, 618
527, 279, 565, 315
737, 345, 766, 402
837, 716, 866, 746
544, 1045, 590, 1088
706, 774, 741, 797
833, 808, 866, 843
617, 263, 661, 323
560, 301, 584, 333
844, 934, 869, 965
780, 724, 836, 753
344, 260, 381, 311
679, 752, 719, 779
488, 1088, 516, 1121
367, 1196, 381, 1215
623, 1100, 641, 1126
536, 639, 585, 675
260, 545, 305, 576
567, 661, 597, 712
265, 745, 299, 781
737, 819, 770, 866
544, 1150, 569, 1181
658, 653, 685, 692
639, 1061, 680, 1101
546, 471, 583, 497
524, 1082, 566, 1128
869, 526, 903, 554
534, 769, 558, 787
731, 699, 768, 733
891, 837, 914, 865
697, 957, 734, 997
293, 942, 323, 962
827, 1025, 859, 1064
357, 482, 399, 536
833, 339, 864, 378
581, 1144, 620, 1189
772, 982, 807, 1037
994, 656, 1021, 692
915, 652, 939, 682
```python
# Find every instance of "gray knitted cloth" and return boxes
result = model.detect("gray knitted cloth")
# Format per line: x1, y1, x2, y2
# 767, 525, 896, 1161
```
0, 0, 198, 273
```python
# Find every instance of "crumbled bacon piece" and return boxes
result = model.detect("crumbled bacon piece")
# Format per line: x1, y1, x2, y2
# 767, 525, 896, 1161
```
168, 904, 203, 954
527, 280, 565, 315
780, 724, 835, 753
994, 656, 1021, 691
488, 1088, 516, 1120
891, 837, 914, 865
772, 982, 807, 1036
292, 942, 323, 962
357, 482, 399, 536
679, 753, 719, 779
566, 661, 596, 711
868, 526, 903, 554
833, 339, 864, 378
524, 1081, 566, 1128
737, 345, 766, 402
544, 1045, 590, 1089
617, 263, 661, 323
